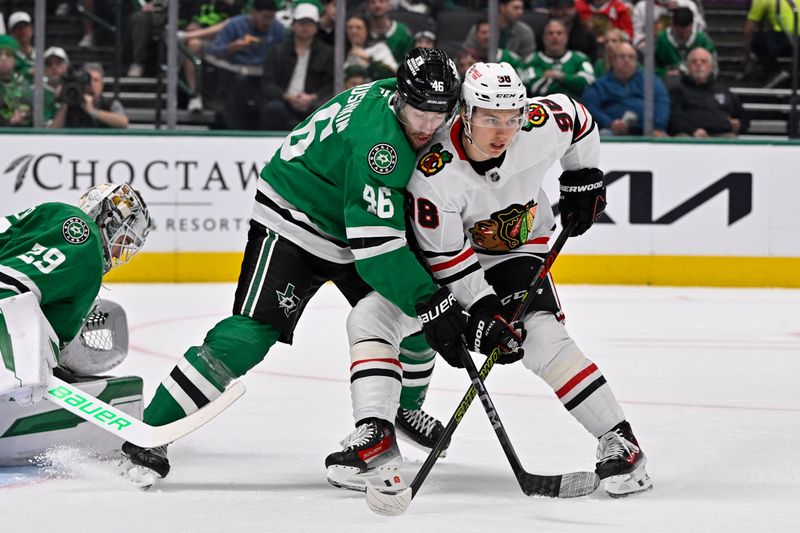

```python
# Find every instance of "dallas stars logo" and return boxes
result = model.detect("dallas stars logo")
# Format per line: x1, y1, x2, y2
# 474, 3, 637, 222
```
276, 283, 301, 317
368, 143, 397, 175
62, 217, 90, 245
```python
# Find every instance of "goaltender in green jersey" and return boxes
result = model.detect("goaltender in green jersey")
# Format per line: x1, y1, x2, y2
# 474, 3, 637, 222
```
0, 184, 151, 464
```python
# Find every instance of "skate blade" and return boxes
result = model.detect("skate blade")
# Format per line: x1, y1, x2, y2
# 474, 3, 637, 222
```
118, 457, 160, 490
604, 466, 653, 498
326, 462, 405, 493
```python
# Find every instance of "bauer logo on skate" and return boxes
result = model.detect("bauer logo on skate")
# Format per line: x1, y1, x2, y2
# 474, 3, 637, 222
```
47, 386, 133, 431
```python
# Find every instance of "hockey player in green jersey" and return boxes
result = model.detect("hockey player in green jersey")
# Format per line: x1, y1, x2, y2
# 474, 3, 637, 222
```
121, 48, 470, 491
0, 183, 151, 463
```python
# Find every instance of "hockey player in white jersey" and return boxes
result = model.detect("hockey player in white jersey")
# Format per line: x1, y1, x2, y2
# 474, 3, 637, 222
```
404, 62, 652, 497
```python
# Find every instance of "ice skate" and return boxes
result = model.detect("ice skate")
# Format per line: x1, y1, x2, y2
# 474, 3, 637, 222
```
395, 407, 450, 457
596, 421, 652, 497
325, 418, 405, 492
120, 441, 170, 490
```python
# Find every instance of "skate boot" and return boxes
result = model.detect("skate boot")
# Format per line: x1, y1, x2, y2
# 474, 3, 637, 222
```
395, 407, 450, 457
325, 418, 405, 492
596, 421, 652, 497
119, 441, 170, 490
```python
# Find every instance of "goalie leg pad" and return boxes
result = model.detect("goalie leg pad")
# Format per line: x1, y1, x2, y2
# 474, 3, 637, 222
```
0, 293, 59, 404
522, 311, 625, 438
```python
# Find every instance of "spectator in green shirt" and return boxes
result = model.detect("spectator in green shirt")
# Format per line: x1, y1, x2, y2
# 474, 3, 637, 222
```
0, 35, 56, 127
365, 0, 415, 63
654, 7, 716, 79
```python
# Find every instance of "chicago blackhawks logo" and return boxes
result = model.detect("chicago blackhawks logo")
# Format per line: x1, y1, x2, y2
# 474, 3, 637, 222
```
469, 200, 538, 251
62, 217, 90, 245
417, 143, 453, 177
368, 143, 398, 175
522, 103, 548, 131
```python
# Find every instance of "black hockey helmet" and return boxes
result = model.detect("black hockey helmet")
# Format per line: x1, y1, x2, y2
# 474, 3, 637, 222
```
396, 47, 460, 116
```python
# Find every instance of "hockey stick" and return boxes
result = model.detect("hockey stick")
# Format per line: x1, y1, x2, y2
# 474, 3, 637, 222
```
45, 375, 246, 448
367, 218, 597, 515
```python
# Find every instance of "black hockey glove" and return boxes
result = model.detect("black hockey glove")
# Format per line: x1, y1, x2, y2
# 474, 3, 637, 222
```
558, 168, 607, 236
415, 287, 469, 368
466, 295, 526, 364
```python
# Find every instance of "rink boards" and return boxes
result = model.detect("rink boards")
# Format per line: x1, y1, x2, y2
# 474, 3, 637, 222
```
1, 131, 798, 287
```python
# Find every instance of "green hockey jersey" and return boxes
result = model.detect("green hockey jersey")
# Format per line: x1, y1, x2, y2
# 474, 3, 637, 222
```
521, 50, 596, 99
256, 79, 438, 316
0, 203, 104, 345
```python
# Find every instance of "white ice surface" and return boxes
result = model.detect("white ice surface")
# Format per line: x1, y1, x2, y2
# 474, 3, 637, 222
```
2, 283, 799, 533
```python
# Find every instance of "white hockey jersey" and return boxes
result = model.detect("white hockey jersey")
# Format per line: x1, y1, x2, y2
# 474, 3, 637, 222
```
407, 93, 599, 310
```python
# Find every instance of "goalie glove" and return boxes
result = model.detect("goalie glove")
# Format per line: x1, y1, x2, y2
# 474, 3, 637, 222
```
416, 287, 469, 368
466, 295, 526, 364
558, 168, 606, 236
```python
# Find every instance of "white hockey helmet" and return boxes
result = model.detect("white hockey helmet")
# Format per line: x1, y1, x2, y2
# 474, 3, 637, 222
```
79, 182, 151, 273
462, 62, 526, 115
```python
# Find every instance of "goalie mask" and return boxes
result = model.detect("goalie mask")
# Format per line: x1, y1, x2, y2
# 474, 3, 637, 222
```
79, 183, 151, 273
461, 62, 527, 142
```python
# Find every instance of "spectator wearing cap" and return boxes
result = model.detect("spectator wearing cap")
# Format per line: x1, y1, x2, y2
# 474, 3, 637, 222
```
365, 0, 415, 63
7, 11, 34, 80
463, 0, 536, 59
654, 7, 716, 79
521, 18, 595, 99
259, 2, 333, 131
546, 0, 598, 61
632, 0, 705, 50
414, 30, 437, 49
345, 14, 397, 81
50, 62, 128, 129
0, 35, 55, 127
581, 41, 670, 136
44, 47, 70, 90
668, 47, 747, 137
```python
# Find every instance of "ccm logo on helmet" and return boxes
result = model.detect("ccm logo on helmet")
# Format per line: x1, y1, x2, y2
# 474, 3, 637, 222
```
559, 181, 604, 192
494, 94, 519, 98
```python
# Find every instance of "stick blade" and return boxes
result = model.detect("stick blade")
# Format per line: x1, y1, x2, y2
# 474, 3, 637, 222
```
520, 471, 600, 498
366, 485, 413, 516
558, 471, 600, 498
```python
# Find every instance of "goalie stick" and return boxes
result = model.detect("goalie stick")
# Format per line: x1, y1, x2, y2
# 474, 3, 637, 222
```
367, 218, 598, 516
46, 375, 246, 448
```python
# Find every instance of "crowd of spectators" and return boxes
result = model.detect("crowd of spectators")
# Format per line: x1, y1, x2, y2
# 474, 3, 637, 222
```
1, 0, 796, 136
